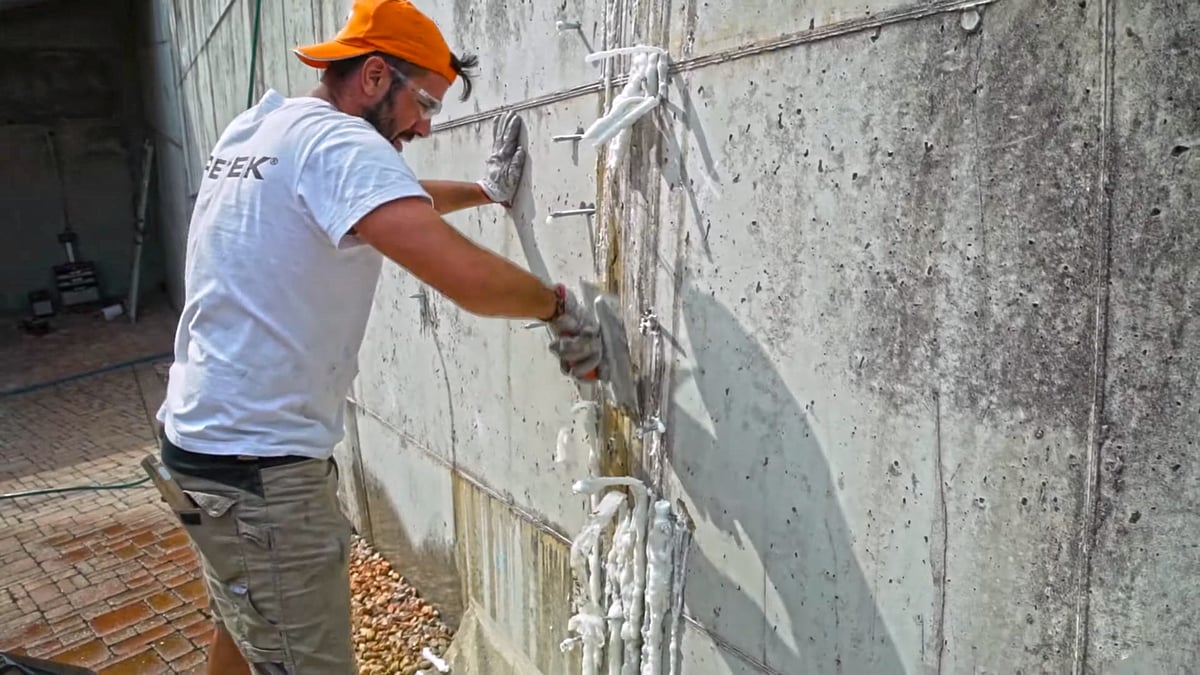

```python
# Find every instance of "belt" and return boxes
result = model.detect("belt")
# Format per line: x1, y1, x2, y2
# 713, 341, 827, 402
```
160, 434, 314, 497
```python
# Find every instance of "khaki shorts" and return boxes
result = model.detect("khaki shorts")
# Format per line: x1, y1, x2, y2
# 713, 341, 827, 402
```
166, 452, 356, 674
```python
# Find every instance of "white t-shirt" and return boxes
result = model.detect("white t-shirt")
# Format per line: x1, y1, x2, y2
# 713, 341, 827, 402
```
157, 89, 430, 459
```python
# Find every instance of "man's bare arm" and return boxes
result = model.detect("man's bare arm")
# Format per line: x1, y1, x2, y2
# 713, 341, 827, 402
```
354, 196, 556, 319
420, 180, 494, 215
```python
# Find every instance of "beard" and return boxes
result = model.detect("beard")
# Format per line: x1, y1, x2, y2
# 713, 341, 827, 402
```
363, 94, 416, 147
363, 94, 395, 139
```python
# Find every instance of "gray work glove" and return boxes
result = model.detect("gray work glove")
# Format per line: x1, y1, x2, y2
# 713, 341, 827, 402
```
544, 284, 604, 381
477, 111, 527, 207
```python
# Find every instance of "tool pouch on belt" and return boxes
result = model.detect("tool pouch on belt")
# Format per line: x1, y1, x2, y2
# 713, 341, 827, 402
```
140, 454, 270, 582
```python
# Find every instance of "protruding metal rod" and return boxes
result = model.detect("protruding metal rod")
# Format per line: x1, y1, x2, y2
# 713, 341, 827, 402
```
553, 133, 584, 142
556, 20, 581, 30
548, 207, 596, 218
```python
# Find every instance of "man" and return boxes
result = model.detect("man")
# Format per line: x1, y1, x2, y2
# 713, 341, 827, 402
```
155, 0, 604, 672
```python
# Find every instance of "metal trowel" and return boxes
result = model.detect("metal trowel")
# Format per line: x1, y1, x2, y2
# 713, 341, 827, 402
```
577, 280, 643, 420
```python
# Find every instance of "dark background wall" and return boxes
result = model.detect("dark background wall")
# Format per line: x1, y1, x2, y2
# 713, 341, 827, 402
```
0, 0, 164, 314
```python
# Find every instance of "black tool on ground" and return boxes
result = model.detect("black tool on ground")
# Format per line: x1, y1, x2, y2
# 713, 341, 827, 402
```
28, 290, 53, 319
20, 291, 54, 336
0, 652, 95, 675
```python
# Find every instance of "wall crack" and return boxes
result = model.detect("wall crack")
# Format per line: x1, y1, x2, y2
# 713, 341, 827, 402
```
933, 390, 949, 674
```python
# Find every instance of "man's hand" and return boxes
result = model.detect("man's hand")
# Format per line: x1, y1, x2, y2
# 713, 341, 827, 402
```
477, 111, 527, 207
543, 284, 605, 380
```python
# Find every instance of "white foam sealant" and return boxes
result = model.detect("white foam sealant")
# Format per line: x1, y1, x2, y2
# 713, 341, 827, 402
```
556, 400, 598, 465
566, 486, 627, 675
640, 500, 674, 675
572, 477, 652, 675
581, 45, 670, 170
420, 647, 451, 673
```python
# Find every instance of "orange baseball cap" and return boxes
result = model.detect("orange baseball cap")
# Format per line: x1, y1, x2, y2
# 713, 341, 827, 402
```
293, 0, 457, 84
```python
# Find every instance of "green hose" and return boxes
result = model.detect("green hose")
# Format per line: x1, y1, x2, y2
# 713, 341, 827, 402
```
3, 0, 262, 505
247, 0, 263, 107
0, 476, 151, 501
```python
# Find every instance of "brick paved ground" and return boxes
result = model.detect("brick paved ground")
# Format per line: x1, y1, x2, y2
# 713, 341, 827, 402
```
0, 297, 177, 394
0, 299, 213, 674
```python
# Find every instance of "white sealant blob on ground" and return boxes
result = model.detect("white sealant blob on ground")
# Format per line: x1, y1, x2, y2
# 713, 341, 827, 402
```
421, 647, 451, 673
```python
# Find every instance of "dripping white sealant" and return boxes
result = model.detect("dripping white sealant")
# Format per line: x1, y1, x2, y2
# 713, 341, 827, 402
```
565, 609, 608, 675
605, 500, 630, 675
580, 45, 671, 171
640, 500, 674, 675
555, 400, 600, 464
574, 478, 653, 675
572, 491, 628, 583
567, 492, 618, 675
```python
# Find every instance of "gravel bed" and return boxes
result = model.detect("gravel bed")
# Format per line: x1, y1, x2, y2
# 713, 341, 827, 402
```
350, 536, 454, 674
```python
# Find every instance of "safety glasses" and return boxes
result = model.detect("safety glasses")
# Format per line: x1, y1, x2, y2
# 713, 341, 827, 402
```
388, 65, 442, 119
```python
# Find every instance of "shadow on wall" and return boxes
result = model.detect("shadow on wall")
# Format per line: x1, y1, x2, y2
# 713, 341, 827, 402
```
509, 141, 553, 283
668, 284, 906, 674
508, 113, 599, 286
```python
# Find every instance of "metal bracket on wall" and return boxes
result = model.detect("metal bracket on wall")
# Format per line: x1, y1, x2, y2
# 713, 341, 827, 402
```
547, 202, 597, 222
554, 18, 595, 54
553, 126, 586, 164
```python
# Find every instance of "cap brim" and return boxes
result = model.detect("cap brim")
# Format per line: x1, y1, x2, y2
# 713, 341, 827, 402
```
293, 40, 374, 69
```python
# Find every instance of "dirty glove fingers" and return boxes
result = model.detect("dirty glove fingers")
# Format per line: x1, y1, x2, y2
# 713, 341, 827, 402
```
491, 110, 519, 154
549, 336, 604, 379
549, 332, 602, 363
556, 351, 604, 380
502, 111, 522, 149
491, 113, 504, 150
545, 311, 590, 338
507, 147, 527, 188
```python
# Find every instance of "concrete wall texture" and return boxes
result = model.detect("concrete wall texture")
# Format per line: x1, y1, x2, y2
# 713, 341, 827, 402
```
0, 0, 163, 313
137, 0, 1199, 673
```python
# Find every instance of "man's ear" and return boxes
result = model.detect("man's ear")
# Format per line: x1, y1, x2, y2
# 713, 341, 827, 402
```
360, 56, 388, 97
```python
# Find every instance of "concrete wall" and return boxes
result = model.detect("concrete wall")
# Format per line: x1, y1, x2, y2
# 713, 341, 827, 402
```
0, 0, 162, 313
138, 0, 1200, 673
